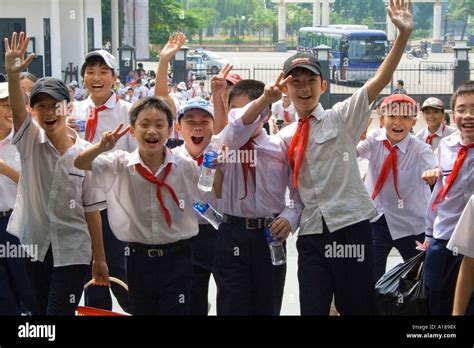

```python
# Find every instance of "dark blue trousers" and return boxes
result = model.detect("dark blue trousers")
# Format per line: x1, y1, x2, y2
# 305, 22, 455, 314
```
0, 214, 35, 315
126, 239, 193, 315
424, 238, 474, 315
28, 247, 88, 316
84, 209, 129, 312
371, 215, 424, 283
214, 222, 284, 316
297, 219, 376, 315
189, 223, 218, 316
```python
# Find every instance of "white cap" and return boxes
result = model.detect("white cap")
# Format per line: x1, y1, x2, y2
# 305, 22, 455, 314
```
0, 82, 8, 99
84, 50, 118, 73
177, 82, 187, 90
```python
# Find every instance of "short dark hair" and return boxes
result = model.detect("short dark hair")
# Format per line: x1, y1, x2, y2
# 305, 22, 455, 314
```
228, 79, 265, 107
397, 80, 404, 86
81, 56, 115, 78
451, 80, 474, 111
129, 97, 173, 128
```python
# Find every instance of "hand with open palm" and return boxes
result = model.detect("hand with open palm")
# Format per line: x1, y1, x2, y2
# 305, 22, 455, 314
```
160, 32, 186, 63
4, 32, 35, 76
387, 0, 413, 35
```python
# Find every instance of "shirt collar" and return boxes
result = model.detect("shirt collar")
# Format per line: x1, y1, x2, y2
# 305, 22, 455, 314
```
425, 124, 445, 138
87, 91, 117, 109
127, 146, 177, 176
444, 133, 470, 148
296, 103, 325, 121
375, 128, 411, 153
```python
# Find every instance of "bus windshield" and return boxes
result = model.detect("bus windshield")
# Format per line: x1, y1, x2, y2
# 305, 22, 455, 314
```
347, 38, 388, 62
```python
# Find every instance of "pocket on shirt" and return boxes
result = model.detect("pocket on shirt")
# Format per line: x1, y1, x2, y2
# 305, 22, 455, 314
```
309, 127, 342, 161
66, 171, 85, 201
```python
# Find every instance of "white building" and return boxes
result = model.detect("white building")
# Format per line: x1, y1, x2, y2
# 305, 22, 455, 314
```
0, 0, 103, 80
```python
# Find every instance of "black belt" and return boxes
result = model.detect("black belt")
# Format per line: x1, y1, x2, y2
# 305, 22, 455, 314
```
129, 240, 188, 258
222, 214, 271, 230
0, 210, 13, 218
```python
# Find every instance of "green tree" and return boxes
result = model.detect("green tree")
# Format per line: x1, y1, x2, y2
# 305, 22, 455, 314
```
447, 0, 473, 40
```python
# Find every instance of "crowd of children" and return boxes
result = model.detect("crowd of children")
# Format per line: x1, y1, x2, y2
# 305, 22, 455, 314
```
0, 0, 473, 316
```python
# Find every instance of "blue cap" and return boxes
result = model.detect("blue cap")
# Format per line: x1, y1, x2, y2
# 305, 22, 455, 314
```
177, 97, 214, 121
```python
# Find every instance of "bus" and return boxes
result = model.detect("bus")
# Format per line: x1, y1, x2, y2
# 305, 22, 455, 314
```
298, 25, 389, 83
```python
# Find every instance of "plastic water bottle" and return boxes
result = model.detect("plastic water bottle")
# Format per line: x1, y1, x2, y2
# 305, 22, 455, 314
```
193, 202, 223, 230
264, 217, 286, 266
198, 136, 220, 192
74, 120, 86, 135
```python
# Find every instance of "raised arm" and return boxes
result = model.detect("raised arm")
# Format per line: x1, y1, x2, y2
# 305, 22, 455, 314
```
75, 123, 130, 170
210, 64, 233, 134
4, 32, 36, 131
367, 0, 413, 103
155, 32, 186, 117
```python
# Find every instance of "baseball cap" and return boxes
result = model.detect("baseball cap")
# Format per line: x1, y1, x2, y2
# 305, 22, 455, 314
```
226, 73, 242, 85
177, 97, 214, 121
380, 94, 418, 115
84, 50, 118, 73
283, 53, 323, 78
0, 82, 8, 99
30, 77, 70, 107
421, 97, 444, 111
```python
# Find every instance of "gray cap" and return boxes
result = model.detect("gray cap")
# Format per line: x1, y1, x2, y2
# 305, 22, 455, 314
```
84, 49, 118, 73
30, 77, 70, 107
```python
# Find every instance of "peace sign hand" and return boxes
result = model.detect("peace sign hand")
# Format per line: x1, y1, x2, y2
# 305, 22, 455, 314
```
98, 123, 131, 152
211, 63, 233, 96
387, 0, 413, 35
263, 72, 292, 104
4, 32, 36, 75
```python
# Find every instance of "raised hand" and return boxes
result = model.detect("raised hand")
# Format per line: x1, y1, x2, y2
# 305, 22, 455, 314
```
211, 63, 233, 96
160, 32, 186, 62
263, 72, 292, 104
387, 0, 413, 34
98, 123, 131, 152
3, 32, 35, 75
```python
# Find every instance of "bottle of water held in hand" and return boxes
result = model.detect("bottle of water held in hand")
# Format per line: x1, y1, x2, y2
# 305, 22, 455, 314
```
198, 135, 220, 192
264, 216, 286, 266
193, 202, 223, 230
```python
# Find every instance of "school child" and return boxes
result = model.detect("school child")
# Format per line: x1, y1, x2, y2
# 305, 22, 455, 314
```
4, 32, 109, 315
275, 0, 413, 315
214, 75, 303, 316
74, 97, 212, 315
422, 80, 474, 315
0, 82, 35, 315
67, 49, 134, 312
357, 94, 436, 282
447, 195, 474, 315
415, 97, 457, 151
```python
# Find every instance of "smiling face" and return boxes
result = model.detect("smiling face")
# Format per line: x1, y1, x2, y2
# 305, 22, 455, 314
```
381, 102, 417, 144
284, 68, 327, 118
0, 97, 13, 132
31, 93, 69, 136
453, 93, 474, 143
130, 107, 172, 154
177, 109, 214, 158
83, 62, 115, 104
422, 107, 445, 133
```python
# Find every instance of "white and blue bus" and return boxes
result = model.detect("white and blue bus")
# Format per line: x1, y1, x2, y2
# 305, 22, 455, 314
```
297, 25, 389, 83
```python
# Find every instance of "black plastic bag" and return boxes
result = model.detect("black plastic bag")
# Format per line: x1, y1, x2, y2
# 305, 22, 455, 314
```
375, 251, 428, 315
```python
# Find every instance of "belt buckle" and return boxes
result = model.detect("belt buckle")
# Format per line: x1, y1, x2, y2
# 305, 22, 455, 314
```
148, 249, 164, 257
246, 218, 262, 230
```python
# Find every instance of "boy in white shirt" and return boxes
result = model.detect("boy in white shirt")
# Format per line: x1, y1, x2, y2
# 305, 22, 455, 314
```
415, 97, 457, 151
4, 32, 109, 315
75, 97, 210, 315
357, 94, 436, 282
422, 80, 474, 315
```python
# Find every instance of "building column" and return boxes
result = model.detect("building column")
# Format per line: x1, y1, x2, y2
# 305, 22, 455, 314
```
432, 0, 443, 52
313, 0, 321, 27
276, 0, 287, 51
50, 0, 62, 79
134, 0, 149, 59
322, 0, 329, 26
386, 12, 397, 42
111, 0, 119, 60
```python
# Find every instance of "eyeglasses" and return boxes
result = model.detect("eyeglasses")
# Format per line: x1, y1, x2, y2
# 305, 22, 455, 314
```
454, 107, 474, 116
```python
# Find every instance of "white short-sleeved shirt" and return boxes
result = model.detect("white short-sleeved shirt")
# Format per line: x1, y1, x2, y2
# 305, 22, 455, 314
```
425, 134, 474, 240
0, 131, 20, 212
447, 195, 474, 257
90, 147, 206, 244
271, 100, 297, 123
278, 84, 377, 235
357, 129, 436, 239
415, 124, 457, 151
71, 92, 137, 152
7, 115, 105, 266
217, 104, 303, 232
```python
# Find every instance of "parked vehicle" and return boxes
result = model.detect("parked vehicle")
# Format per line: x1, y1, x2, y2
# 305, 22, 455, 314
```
186, 55, 207, 79
194, 49, 229, 75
